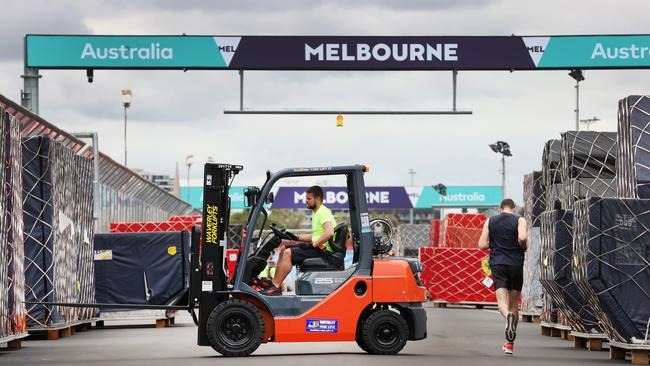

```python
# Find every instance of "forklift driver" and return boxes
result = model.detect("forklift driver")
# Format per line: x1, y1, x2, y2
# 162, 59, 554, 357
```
261, 185, 337, 295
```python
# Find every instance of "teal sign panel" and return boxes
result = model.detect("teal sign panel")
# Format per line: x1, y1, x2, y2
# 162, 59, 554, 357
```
537, 36, 650, 68
181, 186, 248, 210
416, 186, 503, 208
27, 35, 233, 68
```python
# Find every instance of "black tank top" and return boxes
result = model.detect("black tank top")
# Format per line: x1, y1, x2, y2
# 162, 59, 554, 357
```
488, 212, 525, 266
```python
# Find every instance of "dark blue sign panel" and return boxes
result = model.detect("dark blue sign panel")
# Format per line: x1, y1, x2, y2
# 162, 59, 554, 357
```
272, 186, 413, 209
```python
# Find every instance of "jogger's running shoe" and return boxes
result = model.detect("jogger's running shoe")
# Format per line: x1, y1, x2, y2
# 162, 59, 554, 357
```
505, 312, 516, 342
502, 342, 513, 355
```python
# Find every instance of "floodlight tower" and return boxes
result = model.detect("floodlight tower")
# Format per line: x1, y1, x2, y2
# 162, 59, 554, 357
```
489, 141, 512, 199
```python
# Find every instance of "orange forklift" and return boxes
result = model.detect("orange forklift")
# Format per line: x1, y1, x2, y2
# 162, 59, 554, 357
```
194, 164, 427, 356
33, 163, 427, 357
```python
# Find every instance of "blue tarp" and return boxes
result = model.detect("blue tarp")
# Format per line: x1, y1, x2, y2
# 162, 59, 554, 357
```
22, 137, 58, 326
94, 231, 190, 310
580, 198, 650, 341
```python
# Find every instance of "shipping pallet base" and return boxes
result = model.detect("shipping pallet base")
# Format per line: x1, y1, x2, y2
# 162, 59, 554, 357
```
96, 310, 176, 329
431, 301, 497, 309
27, 319, 95, 341
609, 341, 650, 365
571, 331, 608, 351
520, 312, 541, 324
0, 333, 29, 349
540, 321, 571, 338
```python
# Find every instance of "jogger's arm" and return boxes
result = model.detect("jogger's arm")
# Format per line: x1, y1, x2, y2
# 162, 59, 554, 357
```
478, 219, 490, 250
517, 217, 527, 250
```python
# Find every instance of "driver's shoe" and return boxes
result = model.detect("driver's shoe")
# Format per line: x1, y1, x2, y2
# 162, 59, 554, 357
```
260, 284, 282, 296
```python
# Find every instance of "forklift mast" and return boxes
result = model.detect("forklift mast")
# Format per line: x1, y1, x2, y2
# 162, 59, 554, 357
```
198, 163, 242, 293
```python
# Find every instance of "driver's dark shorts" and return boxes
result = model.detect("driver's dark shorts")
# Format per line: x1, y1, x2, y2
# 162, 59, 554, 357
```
289, 245, 326, 266
491, 264, 524, 291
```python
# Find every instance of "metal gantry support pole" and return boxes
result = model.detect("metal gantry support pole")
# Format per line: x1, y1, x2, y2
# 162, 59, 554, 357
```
575, 79, 580, 131
452, 70, 458, 112
239, 70, 244, 111
21, 67, 41, 114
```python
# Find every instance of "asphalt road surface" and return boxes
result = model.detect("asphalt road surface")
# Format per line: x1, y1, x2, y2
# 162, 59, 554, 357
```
0, 305, 620, 366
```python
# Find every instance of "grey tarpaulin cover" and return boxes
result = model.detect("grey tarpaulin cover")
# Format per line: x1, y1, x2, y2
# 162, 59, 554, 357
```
617, 95, 650, 199
94, 231, 190, 310
573, 197, 650, 342
521, 172, 544, 313
560, 131, 616, 209
542, 140, 562, 210
540, 209, 601, 333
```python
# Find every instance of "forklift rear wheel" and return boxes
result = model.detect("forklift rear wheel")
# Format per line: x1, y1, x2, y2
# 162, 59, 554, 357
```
360, 309, 408, 355
206, 299, 265, 357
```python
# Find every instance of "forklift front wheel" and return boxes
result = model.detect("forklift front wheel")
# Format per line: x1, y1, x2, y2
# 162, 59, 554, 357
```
206, 299, 265, 357
360, 309, 409, 355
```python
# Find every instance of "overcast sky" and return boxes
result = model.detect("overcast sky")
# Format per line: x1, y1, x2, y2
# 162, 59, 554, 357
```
1, 0, 650, 205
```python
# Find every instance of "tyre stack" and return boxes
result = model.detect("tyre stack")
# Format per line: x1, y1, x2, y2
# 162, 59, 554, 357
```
0, 108, 27, 344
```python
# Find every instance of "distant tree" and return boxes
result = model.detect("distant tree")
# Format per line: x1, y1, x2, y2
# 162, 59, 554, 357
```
229, 209, 251, 225
267, 209, 306, 229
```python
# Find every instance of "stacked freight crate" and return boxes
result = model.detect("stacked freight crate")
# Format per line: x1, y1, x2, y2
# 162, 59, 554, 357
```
0, 108, 27, 346
22, 136, 96, 331
520, 172, 544, 318
531, 95, 650, 364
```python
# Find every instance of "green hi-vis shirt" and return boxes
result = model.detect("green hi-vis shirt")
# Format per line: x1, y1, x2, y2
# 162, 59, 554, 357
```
312, 204, 336, 253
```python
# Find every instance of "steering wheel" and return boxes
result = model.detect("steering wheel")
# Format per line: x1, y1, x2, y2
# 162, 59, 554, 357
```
269, 223, 299, 241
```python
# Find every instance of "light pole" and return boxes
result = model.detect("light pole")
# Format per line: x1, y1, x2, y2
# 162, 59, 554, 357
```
408, 169, 416, 223
408, 168, 416, 186
121, 89, 132, 166
569, 69, 585, 131
489, 141, 512, 199
185, 154, 194, 204
580, 117, 600, 131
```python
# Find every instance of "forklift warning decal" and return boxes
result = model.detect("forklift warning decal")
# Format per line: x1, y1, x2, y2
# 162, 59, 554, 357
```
205, 204, 219, 244
306, 319, 338, 333
360, 213, 371, 233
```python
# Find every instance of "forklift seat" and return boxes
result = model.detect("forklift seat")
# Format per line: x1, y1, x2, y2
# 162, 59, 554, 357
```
299, 222, 348, 272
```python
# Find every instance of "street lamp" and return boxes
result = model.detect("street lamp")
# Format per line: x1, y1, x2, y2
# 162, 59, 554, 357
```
489, 141, 512, 199
185, 154, 194, 204
569, 69, 585, 131
121, 89, 133, 166
580, 116, 600, 131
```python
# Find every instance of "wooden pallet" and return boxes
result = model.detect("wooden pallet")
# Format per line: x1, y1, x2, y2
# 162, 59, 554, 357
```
571, 331, 608, 351
521, 312, 541, 324
431, 301, 497, 309
28, 320, 94, 341
609, 341, 650, 365
96, 309, 176, 328
0, 333, 29, 349
540, 321, 569, 338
